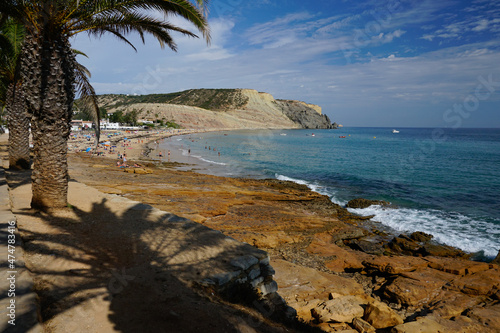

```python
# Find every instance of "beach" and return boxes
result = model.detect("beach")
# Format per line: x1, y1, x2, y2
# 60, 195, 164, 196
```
2, 130, 500, 332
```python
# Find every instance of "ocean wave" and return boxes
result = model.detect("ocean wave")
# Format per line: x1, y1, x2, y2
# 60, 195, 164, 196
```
275, 174, 324, 194
275, 174, 346, 204
275, 174, 500, 258
195, 155, 227, 166
348, 205, 500, 258
178, 149, 227, 166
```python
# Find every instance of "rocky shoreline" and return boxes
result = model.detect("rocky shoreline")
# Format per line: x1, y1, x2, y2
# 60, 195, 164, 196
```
67, 137, 500, 333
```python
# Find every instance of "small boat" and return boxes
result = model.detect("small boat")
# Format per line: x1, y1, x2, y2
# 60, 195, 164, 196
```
311, 133, 315, 137
339, 136, 346, 138
280, 133, 287, 136
392, 129, 399, 133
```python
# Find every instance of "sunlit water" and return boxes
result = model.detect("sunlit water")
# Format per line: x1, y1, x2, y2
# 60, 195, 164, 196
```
161, 127, 500, 259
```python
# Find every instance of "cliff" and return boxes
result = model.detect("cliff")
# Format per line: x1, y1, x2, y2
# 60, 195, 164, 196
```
98, 89, 334, 130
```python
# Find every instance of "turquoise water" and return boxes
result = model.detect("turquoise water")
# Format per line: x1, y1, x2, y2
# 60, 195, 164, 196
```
163, 128, 500, 259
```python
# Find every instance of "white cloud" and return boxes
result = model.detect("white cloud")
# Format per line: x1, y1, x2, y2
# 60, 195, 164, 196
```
72, 3, 500, 127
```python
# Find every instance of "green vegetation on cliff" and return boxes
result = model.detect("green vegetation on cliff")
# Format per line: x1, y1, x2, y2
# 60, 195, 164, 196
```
100, 89, 249, 111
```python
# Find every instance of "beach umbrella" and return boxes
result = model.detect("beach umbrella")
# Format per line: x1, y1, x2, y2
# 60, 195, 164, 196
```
85, 147, 92, 152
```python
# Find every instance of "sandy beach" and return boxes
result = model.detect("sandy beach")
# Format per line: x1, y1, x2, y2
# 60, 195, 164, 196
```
2, 130, 500, 332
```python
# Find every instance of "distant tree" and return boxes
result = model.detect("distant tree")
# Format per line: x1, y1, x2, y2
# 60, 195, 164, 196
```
100, 107, 107, 120
123, 109, 139, 126
109, 111, 124, 124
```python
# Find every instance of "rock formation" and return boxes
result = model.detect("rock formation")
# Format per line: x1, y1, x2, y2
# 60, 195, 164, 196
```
97, 89, 335, 130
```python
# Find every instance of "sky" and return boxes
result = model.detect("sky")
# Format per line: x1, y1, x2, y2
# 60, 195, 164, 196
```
72, 0, 500, 128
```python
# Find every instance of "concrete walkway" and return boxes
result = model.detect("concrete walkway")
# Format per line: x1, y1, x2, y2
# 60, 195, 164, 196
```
2, 167, 290, 332
0, 167, 42, 332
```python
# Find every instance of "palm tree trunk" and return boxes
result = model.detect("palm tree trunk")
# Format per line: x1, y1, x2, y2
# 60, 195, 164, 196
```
6, 82, 31, 170
21, 31, 75, 210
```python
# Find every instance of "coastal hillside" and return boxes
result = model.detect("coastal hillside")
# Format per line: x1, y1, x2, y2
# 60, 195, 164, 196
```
98, 89, 335, 130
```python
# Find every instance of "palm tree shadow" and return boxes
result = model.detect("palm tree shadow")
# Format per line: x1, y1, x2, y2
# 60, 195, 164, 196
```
10, 181, 316, 332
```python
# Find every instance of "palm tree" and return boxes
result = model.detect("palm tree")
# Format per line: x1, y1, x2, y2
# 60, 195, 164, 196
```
0, 19, 31, 170
1, 0, 210, 210
0, 19, 100, 171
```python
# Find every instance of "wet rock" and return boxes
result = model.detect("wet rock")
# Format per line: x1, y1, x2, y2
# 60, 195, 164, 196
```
346, 239, 385, 255
364, 300, 404, 329
388, 235, 421, 255
418, 243, 468, 258
409, 231, 433, 243
330, 225, 369, 244
492, 249, 500, 265
353, 317, 376, 333
311, 296, 365, 323
346, 198, 390, 209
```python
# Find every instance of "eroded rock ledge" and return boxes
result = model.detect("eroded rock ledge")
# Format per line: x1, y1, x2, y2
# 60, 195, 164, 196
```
68, 155, 500, 333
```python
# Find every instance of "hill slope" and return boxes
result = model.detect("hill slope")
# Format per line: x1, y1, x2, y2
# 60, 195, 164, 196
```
98, 89, 334, 130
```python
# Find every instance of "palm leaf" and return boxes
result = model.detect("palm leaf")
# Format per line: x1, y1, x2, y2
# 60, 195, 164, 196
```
74, 60, 100, 144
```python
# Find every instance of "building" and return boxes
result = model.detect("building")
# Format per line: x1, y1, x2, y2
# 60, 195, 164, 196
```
70, 120, 93, 131
99, 120, 120, 130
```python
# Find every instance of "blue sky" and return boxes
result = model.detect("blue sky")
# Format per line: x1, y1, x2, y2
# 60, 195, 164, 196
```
72, 0, 500, 127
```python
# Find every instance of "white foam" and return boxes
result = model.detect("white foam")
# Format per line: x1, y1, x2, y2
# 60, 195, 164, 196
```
348, 205, 500, 258
195, 155, 227, 166
274, 175, 500, 258
275, 174, 346, 205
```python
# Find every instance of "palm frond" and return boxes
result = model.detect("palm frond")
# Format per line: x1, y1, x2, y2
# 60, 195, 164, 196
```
68, 0, 210, 45
74, 60, 100, 143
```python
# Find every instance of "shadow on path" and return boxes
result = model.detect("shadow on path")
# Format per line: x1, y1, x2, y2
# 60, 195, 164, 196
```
5, 170, 320, 332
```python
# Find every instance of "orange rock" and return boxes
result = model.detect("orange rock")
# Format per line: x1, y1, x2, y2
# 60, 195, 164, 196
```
307, 233, 364, 272
425, 256, 490, 275
311, 296, 366, 323
429, 291, 483, 318
352, 317, 376, 333
272, 258, 366, 322
391, 316, 445, 333
465, 303, 500, 332
448, 266, 500, 296
363, 255, 429, 275
364, 300, 403, 329
383, 268, 455, 307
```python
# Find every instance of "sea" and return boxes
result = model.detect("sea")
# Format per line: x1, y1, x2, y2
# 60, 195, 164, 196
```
161, 127, 500, 260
